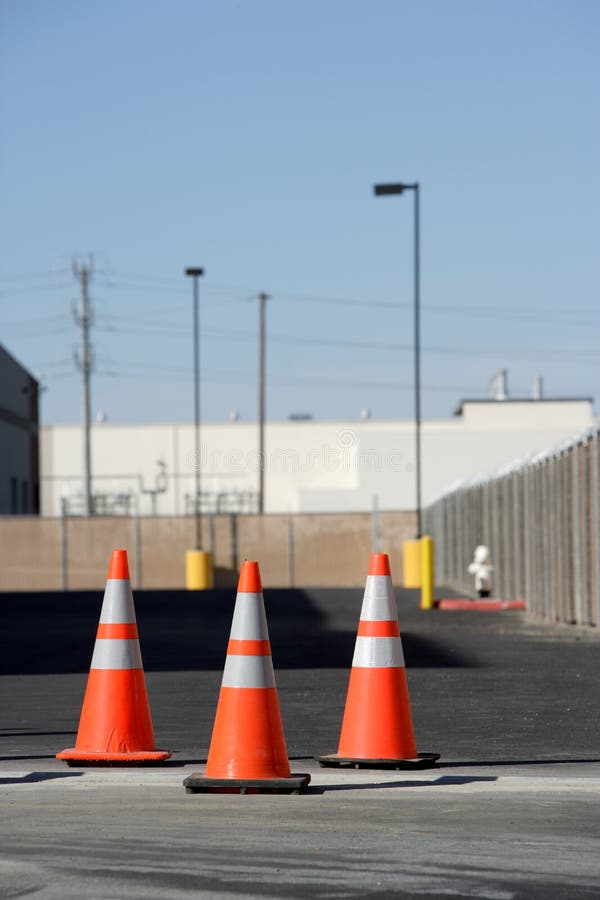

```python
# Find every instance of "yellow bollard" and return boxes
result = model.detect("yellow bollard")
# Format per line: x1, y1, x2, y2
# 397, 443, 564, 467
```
186, 549, 213, 590
402, 540, 421, 588
420, 536, 435, 610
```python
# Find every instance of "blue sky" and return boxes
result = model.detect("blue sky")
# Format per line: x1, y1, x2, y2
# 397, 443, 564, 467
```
1, 0, 598, 425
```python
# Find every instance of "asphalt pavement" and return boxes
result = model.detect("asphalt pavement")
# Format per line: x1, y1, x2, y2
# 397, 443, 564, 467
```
1, 586, 600, 899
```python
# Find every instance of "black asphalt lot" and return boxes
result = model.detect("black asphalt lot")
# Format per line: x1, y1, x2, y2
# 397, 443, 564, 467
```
1, 587, 600, 898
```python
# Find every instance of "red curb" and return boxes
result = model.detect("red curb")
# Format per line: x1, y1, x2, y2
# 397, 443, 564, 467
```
436, 599, 526, 611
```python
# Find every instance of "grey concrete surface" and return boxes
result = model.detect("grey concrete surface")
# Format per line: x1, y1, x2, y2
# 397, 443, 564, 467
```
1, 588, 600, 898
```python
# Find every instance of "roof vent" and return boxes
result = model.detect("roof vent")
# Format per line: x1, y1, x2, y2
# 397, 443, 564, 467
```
490, 368, 509, 401
531, 375, 543, 400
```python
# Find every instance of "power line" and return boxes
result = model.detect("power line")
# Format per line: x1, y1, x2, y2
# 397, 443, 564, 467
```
0, 283, 72, 296
91, 317, 600, 364
0, 269, 70, 284
97, 281, 189, 296
3, 265, 600, 322
97, 281, 249, 306
90, 363, 545, 396
0, 313, 69, 327
95, 281, 600, 324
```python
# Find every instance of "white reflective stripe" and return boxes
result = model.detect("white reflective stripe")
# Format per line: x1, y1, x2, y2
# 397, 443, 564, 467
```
99, 580, 137, 625
221, 654, 276, 688
352, 635, 405, 668
90, 639, 143, 670
360, 575, 397, 621
229, 592, 269, 640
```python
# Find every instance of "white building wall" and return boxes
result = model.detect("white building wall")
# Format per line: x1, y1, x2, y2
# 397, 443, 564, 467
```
39, 399, 595, 517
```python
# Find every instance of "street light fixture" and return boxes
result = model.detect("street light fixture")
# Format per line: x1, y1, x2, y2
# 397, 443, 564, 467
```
185, 267, 204, 550
373, 181, 422, 538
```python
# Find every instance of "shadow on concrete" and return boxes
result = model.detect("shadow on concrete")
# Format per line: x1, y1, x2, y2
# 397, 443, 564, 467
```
162, 758, 207, 767
438, 757, 600, 768
0, 731, 77, 738
0, 588, 480, 675
0, 771, 84, 784
0, 754, 66, 762
310, 775, 498, 793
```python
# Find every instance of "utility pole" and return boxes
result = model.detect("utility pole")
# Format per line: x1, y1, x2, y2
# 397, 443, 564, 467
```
72, 255, 94, 516
257, 292, 269, 515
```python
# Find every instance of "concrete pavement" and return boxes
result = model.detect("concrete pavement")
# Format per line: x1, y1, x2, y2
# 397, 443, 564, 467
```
1, 587, 600, 898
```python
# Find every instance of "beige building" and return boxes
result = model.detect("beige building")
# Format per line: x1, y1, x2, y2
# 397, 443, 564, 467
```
40, 397, 595, 517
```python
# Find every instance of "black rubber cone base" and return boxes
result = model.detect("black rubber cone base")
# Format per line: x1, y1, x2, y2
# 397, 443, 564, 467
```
63, 757, 170, 768
318, 752, 439, 770
57, 749, 172, 767
183, 772, 311, 795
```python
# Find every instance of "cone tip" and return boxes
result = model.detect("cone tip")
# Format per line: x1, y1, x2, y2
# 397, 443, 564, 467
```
368, 553, 391, 576
238, 560, 262, 593
107, 549, 130, 580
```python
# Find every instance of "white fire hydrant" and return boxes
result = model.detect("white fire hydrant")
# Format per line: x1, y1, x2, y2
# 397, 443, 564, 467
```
467, 545, 493, 598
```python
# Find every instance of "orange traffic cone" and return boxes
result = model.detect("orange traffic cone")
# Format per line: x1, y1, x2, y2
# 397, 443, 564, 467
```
57, 549, 171, 766
184, 560, 310, 793
319, 553, 438, 769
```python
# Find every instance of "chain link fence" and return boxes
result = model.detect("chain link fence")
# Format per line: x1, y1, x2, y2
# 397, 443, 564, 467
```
423, 425, 600, 627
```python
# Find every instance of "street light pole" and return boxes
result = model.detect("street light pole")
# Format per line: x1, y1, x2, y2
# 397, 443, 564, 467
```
373, 181, 422, 538
257, 292, 269, 515
185, 267, 204, 550
413, 184, 422, 539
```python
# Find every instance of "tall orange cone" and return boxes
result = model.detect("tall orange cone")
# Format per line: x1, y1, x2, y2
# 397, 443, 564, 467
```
319, 553, 438, 769
57, 549, 171, 765
184, 561, 310, 793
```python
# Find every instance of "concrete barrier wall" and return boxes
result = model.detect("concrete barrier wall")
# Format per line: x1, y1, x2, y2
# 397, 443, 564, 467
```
0, 510, 415, 591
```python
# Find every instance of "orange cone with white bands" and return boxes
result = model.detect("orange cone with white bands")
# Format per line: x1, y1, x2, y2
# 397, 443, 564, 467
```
57, 549, 171, 765
319, 553, 438, 769
184, 561, 310, 793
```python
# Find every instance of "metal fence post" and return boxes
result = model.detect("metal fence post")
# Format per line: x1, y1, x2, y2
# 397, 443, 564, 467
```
572, 443, 583, 624
556, 451, 565, 624
287, 514, 295, 588
60, 498, 68, 592
371, 494, 381, 553
593, 429, 600, 626
524, 466, 532, 612
209, 513, 216, 560
581, 437, 592, 625
550, 456, 559, 622
133, 498, 142, 590
512, 473, 520, 600
503, 475, 511, 599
